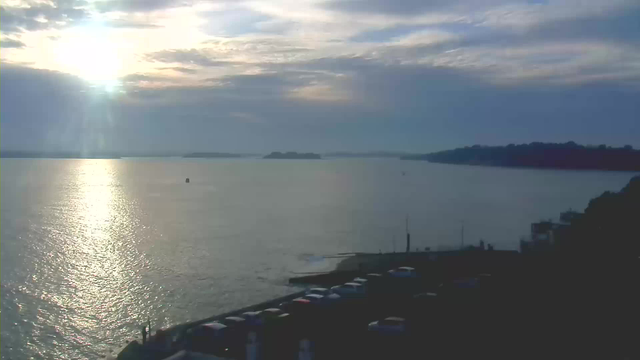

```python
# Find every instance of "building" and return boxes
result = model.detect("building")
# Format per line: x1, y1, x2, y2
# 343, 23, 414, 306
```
520, 210, 582, 253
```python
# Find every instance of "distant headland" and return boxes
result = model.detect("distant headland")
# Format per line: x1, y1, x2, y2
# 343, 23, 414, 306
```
402, 142, 640, 172
0, 151, 121, 159
183, 152, 245, 158
264, 152, 321, 159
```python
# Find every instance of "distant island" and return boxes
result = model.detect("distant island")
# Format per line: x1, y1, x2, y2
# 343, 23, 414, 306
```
402, 142, 640, 172
183, 152, 245, 158
0, 151, 121, 159
264, 152, 321, 159
324, 151, 413, 158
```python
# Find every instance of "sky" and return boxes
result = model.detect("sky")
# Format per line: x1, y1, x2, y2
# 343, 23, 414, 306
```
1, 0, 639, 154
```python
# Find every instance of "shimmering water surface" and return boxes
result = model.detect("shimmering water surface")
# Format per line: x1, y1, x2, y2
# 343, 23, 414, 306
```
1, 158, 634, 359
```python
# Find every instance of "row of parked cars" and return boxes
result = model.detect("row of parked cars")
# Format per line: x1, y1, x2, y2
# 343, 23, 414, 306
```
181, 267, 420, 358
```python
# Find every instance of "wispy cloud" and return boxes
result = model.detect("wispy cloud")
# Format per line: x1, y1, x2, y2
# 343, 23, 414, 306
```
0, 1, 88, 34
92, 0, 194, 13
1, 37, 26, 48
159, 66, 199, 74
146, 49, 237, 67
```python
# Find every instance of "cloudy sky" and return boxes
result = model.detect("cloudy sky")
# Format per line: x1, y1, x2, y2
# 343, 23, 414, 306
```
1, 0, 639, 154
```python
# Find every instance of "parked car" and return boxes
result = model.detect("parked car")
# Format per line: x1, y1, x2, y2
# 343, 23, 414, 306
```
388, 266, 417, 278
364, 273, 384, 285
262, 312, 296, 360
331, 282, 365, 297
241, 311, 265, 327
261, 307, 285, 318
221, 316, 247, 328
352, 277, 368, 286
368, 317, 407, 334
306, 287, 331, 296
280, 298, 314, 316
302, 293, 324, 304
186, 322, 233, 356
219, 317, 250, 358
411, 292, 439, 316
362, 273, 387, 295
322, 293, 342, 304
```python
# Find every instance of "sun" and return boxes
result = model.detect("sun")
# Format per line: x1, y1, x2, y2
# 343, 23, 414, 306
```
54, 26, 122, 90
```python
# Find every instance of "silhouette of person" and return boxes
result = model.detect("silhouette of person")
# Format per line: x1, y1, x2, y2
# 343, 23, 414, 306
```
141, 325, 147, 344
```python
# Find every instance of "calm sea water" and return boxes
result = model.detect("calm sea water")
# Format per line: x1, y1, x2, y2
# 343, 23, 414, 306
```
1, 158, 635, 359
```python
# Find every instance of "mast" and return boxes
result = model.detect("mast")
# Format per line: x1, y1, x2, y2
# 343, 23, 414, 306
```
405, 216, 411, 253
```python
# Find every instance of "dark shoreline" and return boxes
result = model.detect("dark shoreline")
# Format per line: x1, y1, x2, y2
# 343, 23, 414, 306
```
402, 142, 640, 172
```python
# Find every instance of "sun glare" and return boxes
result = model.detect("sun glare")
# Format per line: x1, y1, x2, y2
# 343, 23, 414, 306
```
55, 26, 122, 91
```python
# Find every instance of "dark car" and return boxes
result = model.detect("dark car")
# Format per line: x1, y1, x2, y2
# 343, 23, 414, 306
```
185, 322, 233, 357
261, 307, 285, 320
280, 298, 314, 316
262, 312, 297, 359
388, 266, 417, 278
241, 311, 265, 327
368, 317, 406, 334
219, 317, 249, 358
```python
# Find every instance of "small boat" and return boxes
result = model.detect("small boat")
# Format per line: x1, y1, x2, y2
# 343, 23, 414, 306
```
185, 178, 190, 183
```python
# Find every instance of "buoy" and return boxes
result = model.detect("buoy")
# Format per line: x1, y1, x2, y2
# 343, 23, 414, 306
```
185, 178, 190, 183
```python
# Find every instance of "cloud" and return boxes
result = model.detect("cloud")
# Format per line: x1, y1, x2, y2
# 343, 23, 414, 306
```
350, 25, 432, 43
122, 73, 165, 82
201, 37, 313, 59
105, 19, 162, 29
1, 38, 26, 48
324, 0, 511, 15
92, 0, 193, 13
3, 61, 640, 154
0, 64, 97, 152
145, 49, 237, 67
198, 7, 273, 36
0, 2, 88, 33
510, 2, 640, 44
160, 67, 199, 74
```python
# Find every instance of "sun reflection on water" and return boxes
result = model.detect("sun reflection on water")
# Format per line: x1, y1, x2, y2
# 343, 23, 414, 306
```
53, 160, 149, 357
74, 160, 123, 278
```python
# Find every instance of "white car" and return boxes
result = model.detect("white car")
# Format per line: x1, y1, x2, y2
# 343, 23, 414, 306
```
260, 308, 285, 321
306, 287, 331, 296
387, 266, 417, 278
241, 311, 265, 327
322, 293, 342, 303
331, 282, 365, 297
302, 294, 324, 304
368, 317, 406, 334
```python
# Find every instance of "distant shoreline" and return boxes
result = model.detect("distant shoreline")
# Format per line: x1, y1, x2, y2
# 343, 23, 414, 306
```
402, 142, 640, 172
0, 152, 121, 159
264, 151, 321, 159
183, 152, 246, 158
